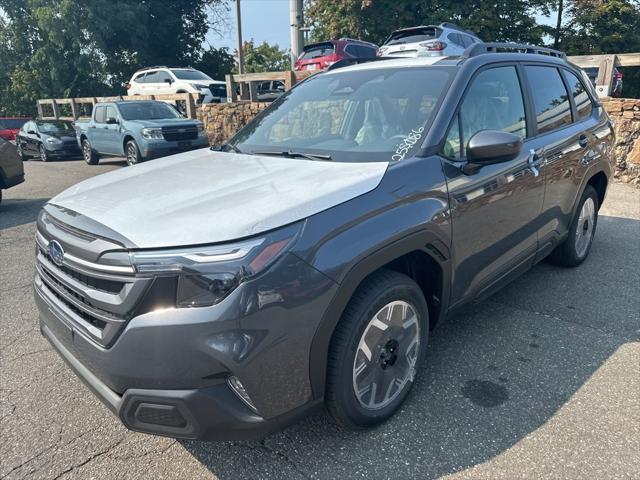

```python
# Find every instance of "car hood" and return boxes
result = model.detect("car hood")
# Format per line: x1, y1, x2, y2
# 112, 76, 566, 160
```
49, 149, 388, 248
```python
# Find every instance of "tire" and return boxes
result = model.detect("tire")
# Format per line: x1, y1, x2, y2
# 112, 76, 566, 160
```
39, 144, 49, 162
82, 138, 99, 165
548, 185, 599, 267
326, 270, 429, 429
125, 140, 142, 166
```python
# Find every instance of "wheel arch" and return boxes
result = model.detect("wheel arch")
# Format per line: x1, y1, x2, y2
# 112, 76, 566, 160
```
308, 230, 451, 399
122, 135, 136, 154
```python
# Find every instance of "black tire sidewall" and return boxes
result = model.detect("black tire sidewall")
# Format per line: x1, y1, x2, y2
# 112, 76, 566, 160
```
328, 271, 429, 428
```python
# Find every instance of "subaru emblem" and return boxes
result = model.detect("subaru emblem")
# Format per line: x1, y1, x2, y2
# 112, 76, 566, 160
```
48, 240, 65, 266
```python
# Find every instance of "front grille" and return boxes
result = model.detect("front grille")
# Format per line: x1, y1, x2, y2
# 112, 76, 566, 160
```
209, 84, 227, 98
162, 126, 198, 142
41, 275, 108, 331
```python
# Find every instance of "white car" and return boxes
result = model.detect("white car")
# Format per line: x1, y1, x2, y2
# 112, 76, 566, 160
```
379, 22, 481, 58
126, 67, 227, 104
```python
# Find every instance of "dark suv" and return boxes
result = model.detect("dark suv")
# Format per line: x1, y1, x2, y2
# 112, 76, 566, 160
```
34, 43, 614, 441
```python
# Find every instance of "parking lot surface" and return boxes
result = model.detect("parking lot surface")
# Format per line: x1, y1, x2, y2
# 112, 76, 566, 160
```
1, 158, 639, 479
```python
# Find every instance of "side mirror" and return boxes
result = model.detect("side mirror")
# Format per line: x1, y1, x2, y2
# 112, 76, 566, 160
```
164, 78, 173, 84
462, 130, 522, 174
105, 117, 119, 125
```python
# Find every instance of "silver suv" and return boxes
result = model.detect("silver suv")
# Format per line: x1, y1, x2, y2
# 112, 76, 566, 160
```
380, 22, 481, 58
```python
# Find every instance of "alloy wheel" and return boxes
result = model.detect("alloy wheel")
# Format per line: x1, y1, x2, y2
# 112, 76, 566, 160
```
575, 197, 595, 258
352, 300, 420, 410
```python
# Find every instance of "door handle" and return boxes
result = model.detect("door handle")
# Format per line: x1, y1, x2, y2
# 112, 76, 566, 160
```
527, 149, 544, 177
578, 135, 589, 148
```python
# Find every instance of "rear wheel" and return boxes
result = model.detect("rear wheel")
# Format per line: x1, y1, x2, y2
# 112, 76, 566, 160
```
39, 144, 49, 162
125, 140, 141, 166
82, 139, 99, 165
326, 270, 429, 428
548, 185, 599, 267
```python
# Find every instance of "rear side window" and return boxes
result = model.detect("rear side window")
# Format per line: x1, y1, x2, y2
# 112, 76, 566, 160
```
344, 44, 358, 57
447, 33, 463, 47
358, 46, 377, 58
564, 70, 593, 120
444, 66, 526, 160
525, 66, 572, 134
94, 106, 106, 123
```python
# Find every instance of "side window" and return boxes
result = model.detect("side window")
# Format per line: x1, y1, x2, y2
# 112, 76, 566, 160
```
461, 35, 474, 48
525, 66, 572, 134
447, 33, 462, 46
144, 71, 159, 83
361, 46, 376, 58
564, 70, 593, 120
443, 113, 462, 159
134, 73, 146, 83
156, 71, 172, 83
462, 66, 526, 152
94, 106, 106, 123
105, 106, 117, 121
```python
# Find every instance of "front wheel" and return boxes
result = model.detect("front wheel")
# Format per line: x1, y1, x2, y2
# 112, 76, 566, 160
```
326, 270, 429, 428
548, 185, 599, 267
39, 144, 49, 162
16, 143, 27, 161
125, 140, 142, 166
82, 139, 99, 165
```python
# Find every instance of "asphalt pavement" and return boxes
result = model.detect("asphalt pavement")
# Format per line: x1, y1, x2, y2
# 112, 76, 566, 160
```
1, 158, 638, 479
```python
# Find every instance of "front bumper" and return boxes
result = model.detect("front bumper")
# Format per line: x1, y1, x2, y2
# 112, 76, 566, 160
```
142, 137, 210, 160
45, 144, 82, 158
34, 251, 336, 440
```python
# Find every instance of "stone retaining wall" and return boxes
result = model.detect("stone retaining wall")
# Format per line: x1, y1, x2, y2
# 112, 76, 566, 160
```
198, 98, 640, 185
601, 98, 640, 185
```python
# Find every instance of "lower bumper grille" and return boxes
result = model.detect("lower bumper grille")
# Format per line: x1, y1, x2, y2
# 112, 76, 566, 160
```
162, 127, 198, 142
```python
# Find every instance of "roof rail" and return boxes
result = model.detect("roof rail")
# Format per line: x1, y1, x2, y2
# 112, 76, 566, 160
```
465, 42, 566, 59
326, 57, 394, 71
439, 22, 477, 37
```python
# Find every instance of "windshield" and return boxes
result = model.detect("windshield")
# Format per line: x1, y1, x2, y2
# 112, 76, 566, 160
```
118, 102, 182, 120
300, 43, 335, 60
385, 27, 440, 45
231, 67, 451, 162
171, 69, 212, 81
36, 121, 74, 134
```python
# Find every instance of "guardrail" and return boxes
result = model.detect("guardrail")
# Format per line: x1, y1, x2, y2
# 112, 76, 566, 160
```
36, 93, 199, 120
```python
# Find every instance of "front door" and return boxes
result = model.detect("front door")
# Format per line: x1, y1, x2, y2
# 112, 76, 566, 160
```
440, 65, 546, 306
100, 105, 122, 155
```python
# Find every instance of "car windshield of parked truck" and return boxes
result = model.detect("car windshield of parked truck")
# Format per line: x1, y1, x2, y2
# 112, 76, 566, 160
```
231, 67, 451, 163
171, 69, 211, 81
118, 102, 182, 120
36, 121, 74, 133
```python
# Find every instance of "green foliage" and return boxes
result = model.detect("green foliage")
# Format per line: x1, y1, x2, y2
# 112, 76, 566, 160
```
194, 47, 236, 80
240, 39, 291, 73
0, 0, 229, 116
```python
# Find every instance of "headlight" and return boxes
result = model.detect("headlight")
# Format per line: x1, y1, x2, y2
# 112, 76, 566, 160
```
141, 127, 163, 139
46, 137, 62, 144
129, 223, 301, 308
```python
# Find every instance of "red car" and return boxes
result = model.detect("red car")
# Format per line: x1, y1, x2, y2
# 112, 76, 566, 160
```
294, 38, 379, 72
0, 117, 29, 142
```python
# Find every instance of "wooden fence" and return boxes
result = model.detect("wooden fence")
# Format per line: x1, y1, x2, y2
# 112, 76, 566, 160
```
568, 53, 640, 97
36, 93, 199, 120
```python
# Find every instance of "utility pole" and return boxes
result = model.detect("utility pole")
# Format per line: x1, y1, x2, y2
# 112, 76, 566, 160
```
236, 0, 245, 74
289, 0, 304, 67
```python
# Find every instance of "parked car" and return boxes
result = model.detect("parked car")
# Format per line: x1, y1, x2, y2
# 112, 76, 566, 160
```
74, 100, 209, 166
0, 117, 29, 142
584, 66, 623, 98
256, 80, 285, 102
16, 120, 81, 162
0, 137, 25, 204
294, 38, 379, 71
127, 67, 227, 104
379, 22, 481, 58
35, 43, 613, 441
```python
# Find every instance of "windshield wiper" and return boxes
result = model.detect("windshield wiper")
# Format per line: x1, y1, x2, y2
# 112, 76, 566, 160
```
211, 143, 243, 154
252, 150, 333, 161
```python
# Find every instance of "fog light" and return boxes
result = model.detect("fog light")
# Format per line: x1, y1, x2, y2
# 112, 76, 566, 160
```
227, 375, 258, 414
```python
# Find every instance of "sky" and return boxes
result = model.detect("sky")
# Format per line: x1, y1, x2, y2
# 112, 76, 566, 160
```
205, 1, 556, 52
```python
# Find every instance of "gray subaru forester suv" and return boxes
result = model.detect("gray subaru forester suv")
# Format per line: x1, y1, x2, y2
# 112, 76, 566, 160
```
35, 43, 614, 441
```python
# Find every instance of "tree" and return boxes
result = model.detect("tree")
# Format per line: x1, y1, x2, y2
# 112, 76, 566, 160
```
240, 40, 290, 73
193, 47, 236, 81
0, 0, 228, 115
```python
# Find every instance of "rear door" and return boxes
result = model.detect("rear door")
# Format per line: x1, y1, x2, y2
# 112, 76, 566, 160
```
522, 65, 600, 255
142, 70, 162, 94
441, 64, 546, 305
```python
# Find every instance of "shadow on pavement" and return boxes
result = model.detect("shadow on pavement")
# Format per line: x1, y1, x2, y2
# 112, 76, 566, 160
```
182, 215, 639, 479
0, 197, 48, 230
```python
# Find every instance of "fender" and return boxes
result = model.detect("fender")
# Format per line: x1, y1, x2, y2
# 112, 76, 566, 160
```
307, 229, 451, 399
